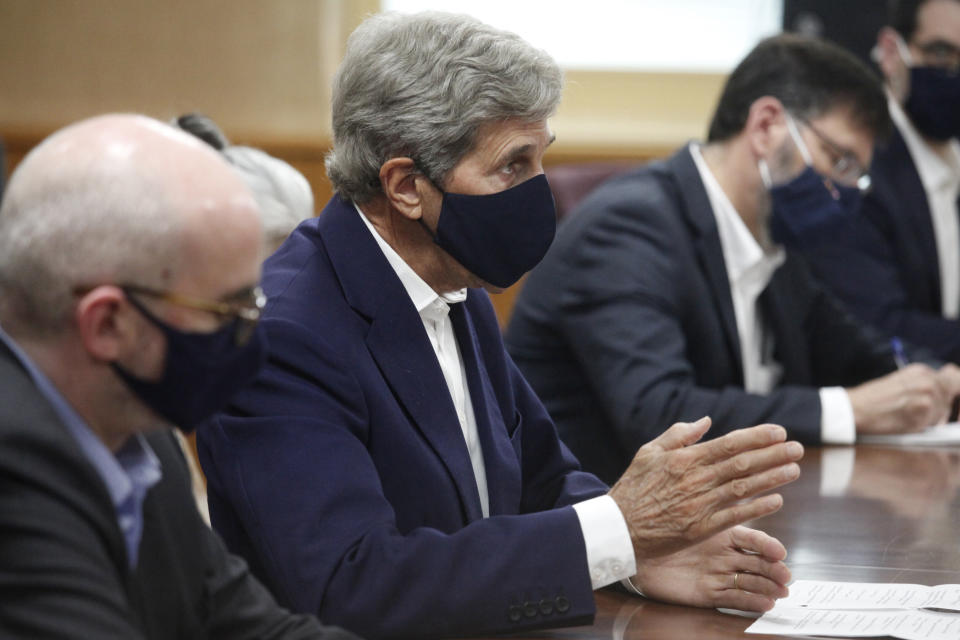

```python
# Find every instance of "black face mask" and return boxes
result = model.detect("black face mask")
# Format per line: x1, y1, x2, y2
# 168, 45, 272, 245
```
905, 65, 960, 141
768, 166, 862, 249
112, 293, 267, 432
763, 115, 862, 249
424, 174, 557, 288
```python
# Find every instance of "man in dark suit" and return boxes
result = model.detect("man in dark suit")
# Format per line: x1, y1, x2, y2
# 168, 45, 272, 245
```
0, 114, 357, 639
507, 35, 960, 485
198, 11, 805, 640
799, 0, 960, 363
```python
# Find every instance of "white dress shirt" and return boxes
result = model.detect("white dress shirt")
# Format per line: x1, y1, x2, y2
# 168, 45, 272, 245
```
355, 204, 636, 589
889, 96, 960, 319
690, 145, 856, 444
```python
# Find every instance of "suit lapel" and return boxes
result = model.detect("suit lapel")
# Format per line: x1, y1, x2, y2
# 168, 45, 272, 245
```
0, 341, 132, 580
759, 267, 811, 384
319, 197, 484, 522
886, 130, 942, 311
449, 301, 521, 516
668, 147, 743, 380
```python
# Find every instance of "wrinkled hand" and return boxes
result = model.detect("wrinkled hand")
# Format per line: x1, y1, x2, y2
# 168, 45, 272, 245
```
608, 417, 802, 562
632, 526, 791, 612
849, 363, 949, 435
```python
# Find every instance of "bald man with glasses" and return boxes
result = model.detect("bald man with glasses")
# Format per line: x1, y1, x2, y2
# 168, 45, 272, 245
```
0, 114, 358, 640
507, 34, 960, 484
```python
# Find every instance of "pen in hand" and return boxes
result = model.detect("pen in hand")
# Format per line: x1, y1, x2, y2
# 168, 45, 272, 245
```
890, 337, 909, 370
892, 337, 960, 422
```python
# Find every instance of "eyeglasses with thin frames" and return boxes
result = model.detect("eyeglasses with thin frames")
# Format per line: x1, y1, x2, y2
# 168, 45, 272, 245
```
795, 116, 872, 194
74, 284, 267, 346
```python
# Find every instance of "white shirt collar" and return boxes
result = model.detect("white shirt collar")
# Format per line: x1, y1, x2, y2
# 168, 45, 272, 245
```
888, 93, 960, 193
353, 203, 467, 317
689, 144, 785, 286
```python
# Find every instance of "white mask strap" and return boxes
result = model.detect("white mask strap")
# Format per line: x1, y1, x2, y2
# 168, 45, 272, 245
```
894, 32, 915, 66
785, 114, 814, 166
758, 158, 772, 189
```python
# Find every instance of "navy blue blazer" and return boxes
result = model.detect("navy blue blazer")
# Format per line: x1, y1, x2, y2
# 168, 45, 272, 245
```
506, 146, 895, 484
198, 195, 607, 639
800, 127, 960, 363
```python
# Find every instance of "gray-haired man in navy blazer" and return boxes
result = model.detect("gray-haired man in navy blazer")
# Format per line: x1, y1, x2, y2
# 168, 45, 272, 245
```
199, 11, 804, 640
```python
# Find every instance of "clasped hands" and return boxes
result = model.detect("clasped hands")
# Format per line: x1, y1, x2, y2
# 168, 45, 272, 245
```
609, 417, 803, 612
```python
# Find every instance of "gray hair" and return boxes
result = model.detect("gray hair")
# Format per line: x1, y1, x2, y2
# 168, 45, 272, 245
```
174, 112, 314, 251
0, 118, 183, 338
223, 146, 314, 251
174, 112, 230, 151
325, 11, 563, 203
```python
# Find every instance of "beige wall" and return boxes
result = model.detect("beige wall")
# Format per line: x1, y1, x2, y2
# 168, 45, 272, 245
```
0, 1, 725, 154
0, 0, 382, 139
0, 0, 382, 203
0, 1, 730, 326
556, 70, 726, 155
0, 2, 729, 227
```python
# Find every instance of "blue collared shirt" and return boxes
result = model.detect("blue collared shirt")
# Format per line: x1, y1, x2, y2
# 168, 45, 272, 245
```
0, 328, 162, 568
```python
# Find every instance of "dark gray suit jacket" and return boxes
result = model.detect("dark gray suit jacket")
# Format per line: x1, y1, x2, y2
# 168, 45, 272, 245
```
0, 340, 358, 640
506, 146, 895, 484
800, 127, 960, 363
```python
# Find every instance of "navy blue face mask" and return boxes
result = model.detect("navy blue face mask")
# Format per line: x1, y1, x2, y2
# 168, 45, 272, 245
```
767, 166, 861, 249
111, 292, 267, 432
764, 117, 862, 249
425, 173, 557, 288
905, 66, 960, 141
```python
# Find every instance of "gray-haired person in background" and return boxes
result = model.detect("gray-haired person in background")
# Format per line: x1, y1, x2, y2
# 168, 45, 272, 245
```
176, 112, 315, 254
168, 113, 316, 521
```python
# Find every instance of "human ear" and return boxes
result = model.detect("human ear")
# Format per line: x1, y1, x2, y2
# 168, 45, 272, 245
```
380, 157, 433, 222
74, 286, 129, 363
744, 96, 789, 161
877, 27, 909, 102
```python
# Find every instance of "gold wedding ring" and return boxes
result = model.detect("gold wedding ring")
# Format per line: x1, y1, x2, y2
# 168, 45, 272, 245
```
733, 571, 741, 590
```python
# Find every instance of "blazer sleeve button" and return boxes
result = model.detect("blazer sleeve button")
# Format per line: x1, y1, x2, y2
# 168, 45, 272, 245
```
508, 604, 523, 622
539, 598, 554, 615
523, 601, 538, 618
555, 595, 570, 613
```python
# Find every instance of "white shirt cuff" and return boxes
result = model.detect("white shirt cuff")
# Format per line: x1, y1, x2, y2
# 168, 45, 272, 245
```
620, 576, 645, 596
819, 447, 856, 497
819, 386, 856, 445
572, 495, 636, 590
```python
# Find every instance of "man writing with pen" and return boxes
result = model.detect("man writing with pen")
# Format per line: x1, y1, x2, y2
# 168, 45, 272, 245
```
507, 34, 960, 484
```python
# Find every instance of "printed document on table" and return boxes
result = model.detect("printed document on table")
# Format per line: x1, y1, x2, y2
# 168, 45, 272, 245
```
858, 421, 960, 446
744, 581, 960, 638
746, 607, 960, 639
770, 580, 960, 611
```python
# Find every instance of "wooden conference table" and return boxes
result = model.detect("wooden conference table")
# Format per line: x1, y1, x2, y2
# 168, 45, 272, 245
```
471, 445, 960, 640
